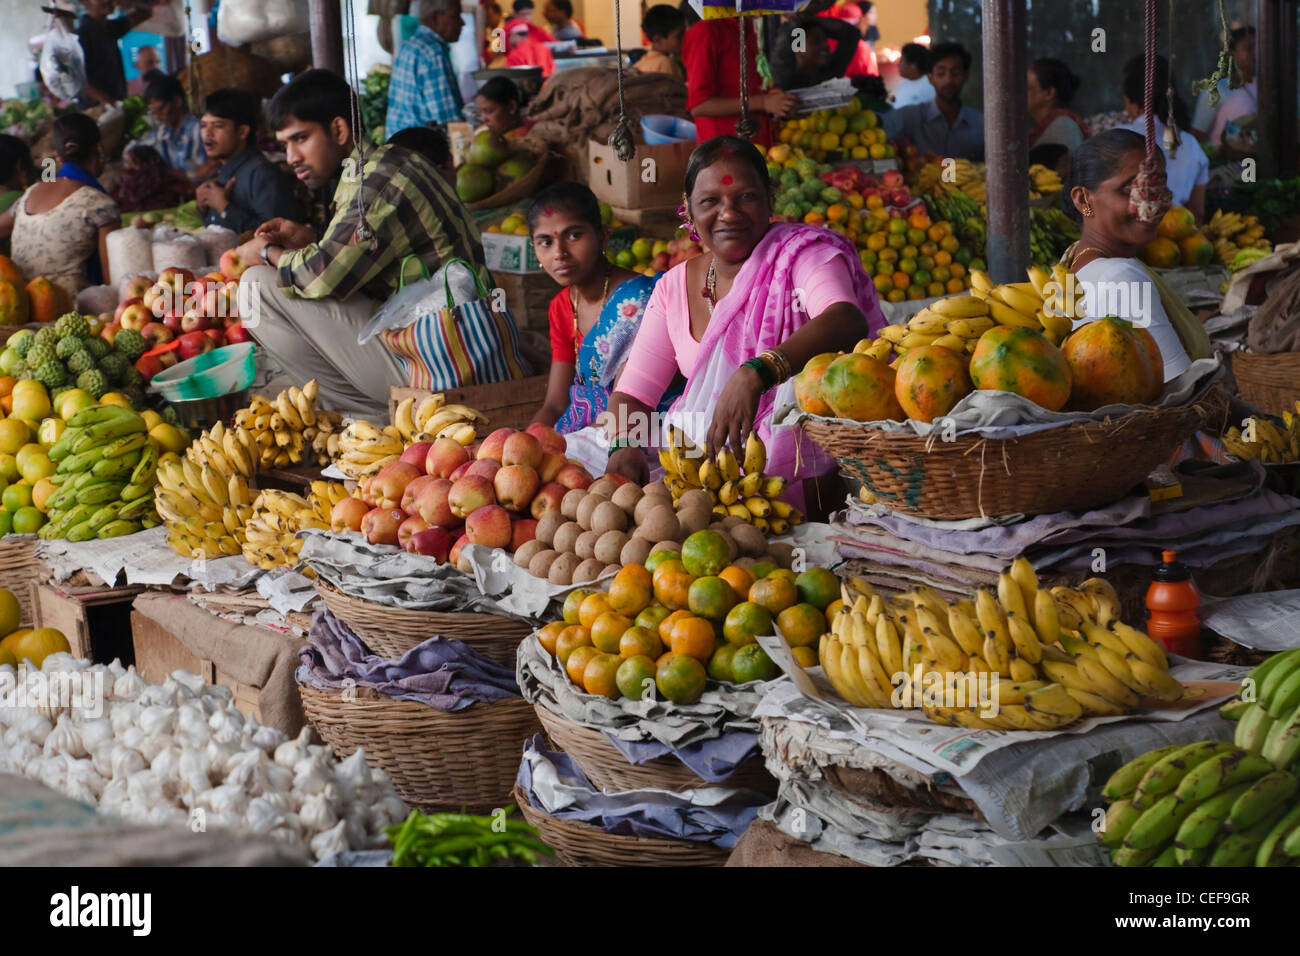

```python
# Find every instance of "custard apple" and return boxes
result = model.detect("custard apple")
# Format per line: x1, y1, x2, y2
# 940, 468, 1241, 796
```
99, 353, 128, 383
55, 312, 89, 340
34, 359, 67, 390
56, 336, 82, 360
66, 350, 96, 375
112, 328, 146, 361
33, 326, 58, 350
75, 369, 108, 399
9, 330, 34, 357
25, 342, 55, 369
84, 337, 110, 360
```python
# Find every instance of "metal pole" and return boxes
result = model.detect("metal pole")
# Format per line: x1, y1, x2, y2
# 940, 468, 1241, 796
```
981, 0, 1030, 282
310, 0, 346, 74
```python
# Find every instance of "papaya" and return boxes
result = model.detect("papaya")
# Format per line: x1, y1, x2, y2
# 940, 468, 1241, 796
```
821, 352, 904, 422
1061, 316, 1162, 410
0, 254, 24, 287
969, 325, 1072, 411
1139, 237, 1180, 269
0, 279, 28, 325
894, 345, 972, 423
793, 352, 838, 416
1156, 205, 1197, 242
25, 276, 67, 325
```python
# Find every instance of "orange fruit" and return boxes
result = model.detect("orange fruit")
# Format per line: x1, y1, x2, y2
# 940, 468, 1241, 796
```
680, 530, 731, 577
655, 653, 707, 704
537, 621, 566, 656
658, 608, 694, 643
791, 645, 818, 668
688, 575, 738, 621
749, 560, 778, 580
670, 615, 718, 661
824, 598, 845, 625
555, 625, 593, 665
795, 568, 839, 609
608, 564, 653, 615
749, 575, 799, 614
708, 644, 738, 682
578, 592, 613, 629
619, 625, 663, 659
0, 626, 69, 667
635, 603, 672, 632
776, 602, 830, 647
731, 644, 778, 683
562, 588, 593, 625
652, 560, 694, 610
0, 376, 13, 399
644, 549, 680, 574
718, 565, 755, 600
0, 589, 19, 636
566, 645, 600, 685
590, 611, 632, 653
616, 655, 659, 700
723, 601, 772, 646
582, 652, 623, 699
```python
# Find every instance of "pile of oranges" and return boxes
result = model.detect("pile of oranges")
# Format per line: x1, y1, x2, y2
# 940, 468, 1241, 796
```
859, 209, 979, 304
536, 530, 843, 705
775, 104, 894, 162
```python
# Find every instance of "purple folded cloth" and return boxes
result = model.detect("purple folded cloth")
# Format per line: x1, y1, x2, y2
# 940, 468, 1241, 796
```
602, 731, 762, 783
297, 610, 520, 711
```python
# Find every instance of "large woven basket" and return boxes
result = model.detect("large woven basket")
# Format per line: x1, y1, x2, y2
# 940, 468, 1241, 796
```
300, 683, 541, 813
315, 581, 530, 665
512, 785, 730, 867
0, 538, 40, 626
800, 387, 1225, 520
535, 704, 776, 796
1232, 351, 1300, 419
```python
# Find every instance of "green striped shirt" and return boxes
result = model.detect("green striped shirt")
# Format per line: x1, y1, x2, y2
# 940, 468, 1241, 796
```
278, 143, 490, 301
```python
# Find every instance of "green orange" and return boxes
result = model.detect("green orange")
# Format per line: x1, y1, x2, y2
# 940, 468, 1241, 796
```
680, 530, 730, 577
656, 653, 707, 704
688, 575, 738, 621
608, 564, 653, 615
670, 615, 718, 662
582, 652, 623, 699
749, 560, 777, 580
537, 621, 566, 656
723, 601, 773, 646
619, 625, 663, 659
562, 588, 593, 625
731, 644, 778, 683
555, 625, 592, 665
1, 482, 32, 514
794, 567, 839, 610
590, 611, 632, 653
708, 644, 739, 682
749, 575, 798, 614
578, 592, 614, 629
652, 559, 694, 610
634, 603, 672, 632
643, 548, 681, 574
776, 602, 829, 647
565, 645, 600, 686
617, 655, 658, 700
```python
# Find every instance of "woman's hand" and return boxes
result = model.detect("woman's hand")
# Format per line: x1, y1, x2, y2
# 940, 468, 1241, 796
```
707, 364, 763, 459
763, 90, 798, 120
606, 446, 649, 485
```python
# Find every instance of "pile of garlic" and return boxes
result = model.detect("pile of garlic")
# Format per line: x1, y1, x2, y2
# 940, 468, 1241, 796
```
0, 654, 407, 861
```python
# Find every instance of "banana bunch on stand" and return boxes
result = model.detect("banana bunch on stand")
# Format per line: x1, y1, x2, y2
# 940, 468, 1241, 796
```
922, 190, 986, 255
818, 557, 1186, 730
971, 264, 1078, 343
240, 482, 348, 572
392, 393, 489, 445
658, 426, 803, 533
230, 381, 341, 469
40, 404, 162, 541
1027, 163, 1063, 200
1206, 209, 1271, 269
155, 417, 257, 559
1029, 207, 1082, 267
1220, 405, 1300, 463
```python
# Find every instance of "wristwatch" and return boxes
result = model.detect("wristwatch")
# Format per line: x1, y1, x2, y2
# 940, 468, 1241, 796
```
261, 243, 281, 266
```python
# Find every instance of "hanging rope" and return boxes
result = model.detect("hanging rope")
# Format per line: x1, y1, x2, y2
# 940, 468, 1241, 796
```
608, 0, 634, 161
735, 14, 758, 140
1192, 0, 1233, 109
1128, 0, 1172, 224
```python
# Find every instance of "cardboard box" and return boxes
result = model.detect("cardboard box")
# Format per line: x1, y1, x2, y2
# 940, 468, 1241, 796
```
483, 230, 543, 274
611, 205, 685, 239
588, 138, 694, 210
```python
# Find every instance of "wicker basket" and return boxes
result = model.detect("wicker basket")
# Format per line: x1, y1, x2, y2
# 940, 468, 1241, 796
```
315, 581, 531, 665
512, 784, 730, 867
0, 537, 40, 626
300, 683, 540, 813
800, 387, 1224, 520
1232, 351, 1300, 419
535, 704, 777, 796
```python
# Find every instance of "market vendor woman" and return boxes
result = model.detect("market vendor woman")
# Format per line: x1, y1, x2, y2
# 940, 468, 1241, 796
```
603, 136, 886, 490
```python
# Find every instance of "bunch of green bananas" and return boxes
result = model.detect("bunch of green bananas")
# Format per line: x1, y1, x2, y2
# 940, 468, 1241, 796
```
1101, 739, 1300, 867
38, 404, 160, 541
1028, 207, 1081, 267
657, 426, 803, 534
1221, 648, 1300, 770
1221, 406, 1300, 463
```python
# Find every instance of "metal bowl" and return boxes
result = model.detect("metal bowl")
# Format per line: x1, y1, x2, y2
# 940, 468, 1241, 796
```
167, 389, 250, 431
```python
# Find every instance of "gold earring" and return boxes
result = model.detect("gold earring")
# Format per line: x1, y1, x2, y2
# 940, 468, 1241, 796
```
1080, 196, 1094, 217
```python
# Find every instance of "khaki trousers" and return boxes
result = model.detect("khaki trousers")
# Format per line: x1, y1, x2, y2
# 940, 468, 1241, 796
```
243, 266, 406, 419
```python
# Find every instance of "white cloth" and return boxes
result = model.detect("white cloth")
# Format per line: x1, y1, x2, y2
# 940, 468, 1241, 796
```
890, 75, 932, 109
1074, 257, 1192, 381
1117, 117, 1209, 207
1034, 114, 1085, 151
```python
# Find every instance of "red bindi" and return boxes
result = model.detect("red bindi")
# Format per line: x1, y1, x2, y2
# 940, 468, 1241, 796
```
543, 206, 555, 216
721, 175, 733, 185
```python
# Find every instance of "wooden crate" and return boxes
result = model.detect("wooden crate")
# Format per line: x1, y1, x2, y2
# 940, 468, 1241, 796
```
390, 375, 550, 433
495, 270, 561, 331
30, 582, 144, 664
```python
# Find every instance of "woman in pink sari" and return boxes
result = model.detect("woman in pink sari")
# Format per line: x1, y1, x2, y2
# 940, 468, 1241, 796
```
603, 136, 887, 493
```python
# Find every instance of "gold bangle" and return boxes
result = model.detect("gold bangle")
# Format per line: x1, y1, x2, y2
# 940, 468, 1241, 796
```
761, 349, 791, 383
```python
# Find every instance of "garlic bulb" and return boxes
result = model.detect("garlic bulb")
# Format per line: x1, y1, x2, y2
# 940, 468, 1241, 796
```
371, 793, 408, 832
274, 728, 311, 769
208, 707, 243, 743
110, 745, 146, 779
335, 749, 370, 804
225, 749, 272, 796
171, 670, 206, 695
174, 703, 210, 748
292, 754, 332, 796
15, 713, 53, 745
5, 739, 41, 771
112, 667, 146, 701
251, 723, 286, 754
126, 768, 164, 808
140, 681, 177, 707
310, 820, 349, 859
299, 791, 339, 831
109, 702, 141, 736
43, 716, 86, 759
244, 796, 284, 834
79, 716, 113, 751
204, 783, 250, 817
139, 705, 175, 737
264, 763, 293, 796
100, 777, 128, 815
120, 725, 147, 754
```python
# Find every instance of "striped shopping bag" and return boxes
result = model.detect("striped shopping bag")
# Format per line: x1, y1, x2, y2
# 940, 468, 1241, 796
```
381, 257, 531, 389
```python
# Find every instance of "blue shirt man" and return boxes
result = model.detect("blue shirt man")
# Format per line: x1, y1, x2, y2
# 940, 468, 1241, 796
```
386, 1, 467, 137
882, 42, 985, 162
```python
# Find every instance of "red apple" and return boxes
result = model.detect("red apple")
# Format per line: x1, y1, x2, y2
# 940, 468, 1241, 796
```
359, 475, 379, 508
203, 328, 227, 347
183, 278, 208, 313
529, 481, 566, 519
202, 285, 231, 319
160, 309, 182, 333
141, 282, 170, 316
424, 437, 470, 479
555, 464, 593, 490
465, 443, 481, 459
141, 322, 175, 345
510, 518, 538, 551
494, 464, 540, 512
114, 296, 143, 322
225, 321, 251, 344
120, 274, 153, 301
398, 515, 430, 551
177, 330, 213, 360
330, 497, 369, 532
399, 441, 431, 473
370, 461, 421, 509
361, 507, 405, 546
537, 451, 566, 483
448, 474, 495, 519
525, 422, 567, 455
204, 271, 224, 284
413, 477, 457, 527
501, 431, 543, 469
448, 461, 472, 482
400, 474, 439, 514
134, 353, 164, 380
219, 248, 248, 281
120, 301, 152, 331
158, 266, 195, 292
466, 458, 500, 482
476, 427, 516, 462
181, 309, 210, 333
465, 504, 512, 548
410, 526, 453, 561
101, 322, 121, 346
449, 533, 471, 567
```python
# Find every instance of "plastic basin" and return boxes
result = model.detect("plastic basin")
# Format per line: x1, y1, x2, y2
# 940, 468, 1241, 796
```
641, 114, 697, 145
149, 342, 256, 403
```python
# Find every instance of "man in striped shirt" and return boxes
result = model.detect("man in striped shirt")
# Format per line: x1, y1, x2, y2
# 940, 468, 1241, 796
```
385, 0, 466, 138
235, 70, 490, 418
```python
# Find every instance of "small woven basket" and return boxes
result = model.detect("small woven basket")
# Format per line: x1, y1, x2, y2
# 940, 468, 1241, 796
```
315, 581, 530, 666
512, 784, 730, 867
0, 538, 40, 626
300, 683, 541, 813
535, 704, 776, 796
1232, 351, 1300, 419
799, 386, 1225, 520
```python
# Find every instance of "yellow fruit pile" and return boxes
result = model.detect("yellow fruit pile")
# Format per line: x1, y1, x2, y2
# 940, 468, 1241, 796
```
775, 103, 891, 161
1221, 405, 1300, 463
390, 394, 487, 445
658, 427, 802, 533
240, 482, 347, 572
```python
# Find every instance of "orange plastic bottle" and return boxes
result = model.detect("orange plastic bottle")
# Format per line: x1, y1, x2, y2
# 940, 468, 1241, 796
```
1145, 550, 1201, 658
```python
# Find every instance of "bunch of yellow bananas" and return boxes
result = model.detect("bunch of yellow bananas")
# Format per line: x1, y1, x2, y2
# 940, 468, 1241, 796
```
392, 393, 488, 445
335, 421, 406, 480
818, 557, 1185, 729
969, 264, 1078, 344
1222, 406, 1300, 463
870, 292, 994, 359
1206, 209, 1272, 268
230, 381, 342, 469
155, 416, 257, 560
658, 426, 803, 534
240, 482, 347, 572
1028, 163, 1063, 199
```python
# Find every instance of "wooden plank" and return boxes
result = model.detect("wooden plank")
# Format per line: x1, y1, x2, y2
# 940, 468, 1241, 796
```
389, 375, 550, 433
130, 610, 213, 686
31, 583, 144, 664
31, 583, 93, 660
